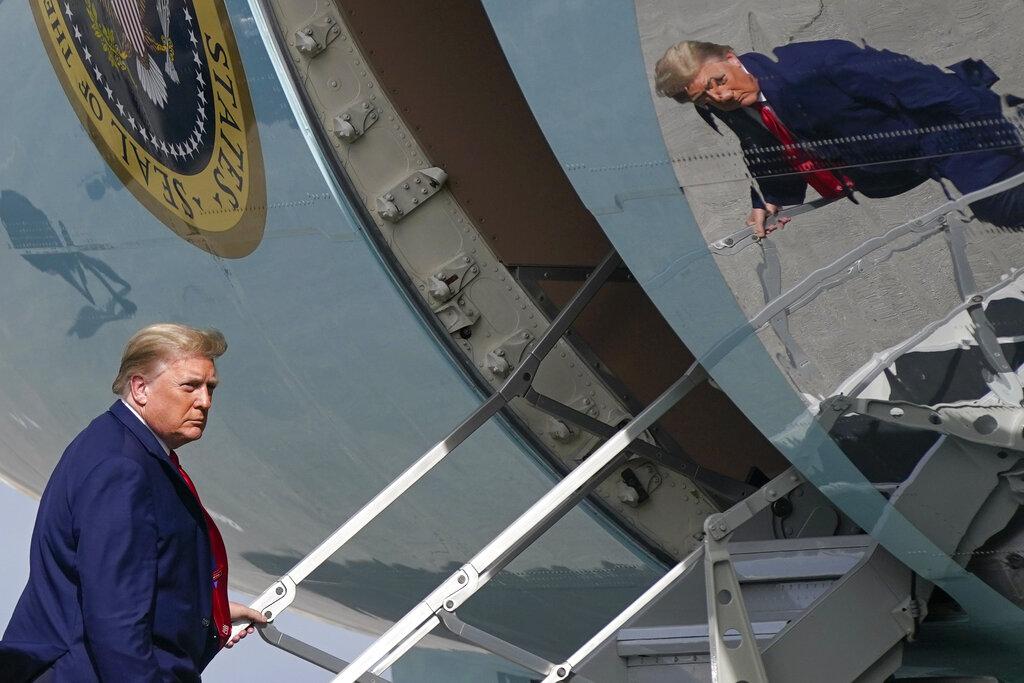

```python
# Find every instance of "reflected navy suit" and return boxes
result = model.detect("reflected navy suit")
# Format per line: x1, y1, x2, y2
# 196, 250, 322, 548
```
1, 401, 220, 681
700, 40, 1024, 226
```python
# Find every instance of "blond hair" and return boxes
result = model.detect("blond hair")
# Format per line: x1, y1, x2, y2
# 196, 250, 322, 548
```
654, 40, 734, 100
112, 323, 227, 396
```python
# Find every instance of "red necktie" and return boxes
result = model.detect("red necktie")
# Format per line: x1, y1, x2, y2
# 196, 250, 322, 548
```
169, 451, 232, 648
753, 102, 854, 200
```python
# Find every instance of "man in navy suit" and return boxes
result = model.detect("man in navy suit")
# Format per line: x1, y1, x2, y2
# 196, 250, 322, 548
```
1, 323, 265, 681
654, 39, 1024, 237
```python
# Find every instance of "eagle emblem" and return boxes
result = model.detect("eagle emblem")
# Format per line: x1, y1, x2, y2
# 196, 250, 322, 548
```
32, 0, 267, 257
87, 0, 180, 108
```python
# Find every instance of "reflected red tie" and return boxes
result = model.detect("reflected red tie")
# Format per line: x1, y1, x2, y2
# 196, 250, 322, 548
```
753, 102, 854, 200
169, 451, 232, 648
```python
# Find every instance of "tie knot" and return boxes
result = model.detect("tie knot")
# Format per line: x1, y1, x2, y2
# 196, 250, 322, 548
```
169, 450, 181, 467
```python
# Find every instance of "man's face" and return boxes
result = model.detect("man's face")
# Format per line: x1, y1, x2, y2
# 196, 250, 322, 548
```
683, 54, 760, 111
136, 355, 218, 450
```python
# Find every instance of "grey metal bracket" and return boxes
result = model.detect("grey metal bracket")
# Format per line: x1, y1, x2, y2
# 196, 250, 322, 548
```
709, 196, 839, 256
294, 14, 341, 57
485, 329, 533, 378
438, 611, 558, 677
332, 101, 380, 143
703, 468, 803, 683
705, 530, 768, 683
435, 297, 480, 335
705, 469, 804, 541
376, 168, 448, 222
257, 623, 387, 682
426, 253, 480, 306
834, 396, 1024, 451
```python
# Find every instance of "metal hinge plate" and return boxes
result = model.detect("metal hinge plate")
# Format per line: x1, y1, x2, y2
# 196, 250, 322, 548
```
377, 168, 448, 223
294, 15, 341, 58
427, 253, 479, 306
332, 101, 380, 143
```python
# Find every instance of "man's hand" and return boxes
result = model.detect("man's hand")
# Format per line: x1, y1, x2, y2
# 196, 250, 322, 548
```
747, 203, 791, 238
224, 602, 269, 649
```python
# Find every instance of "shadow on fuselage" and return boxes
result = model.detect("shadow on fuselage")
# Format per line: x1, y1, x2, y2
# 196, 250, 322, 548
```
0, 189, 136, 338
242, 551, 657, 662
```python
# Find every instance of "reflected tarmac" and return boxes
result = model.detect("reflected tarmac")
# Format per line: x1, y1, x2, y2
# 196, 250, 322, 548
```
0, 190, 136, 338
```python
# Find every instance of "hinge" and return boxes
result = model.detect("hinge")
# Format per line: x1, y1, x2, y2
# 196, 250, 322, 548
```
426, 253, 480, 306
294, 14, 341, 57
484, 329, 534, 378
435, 297, 479, 335
376, 168, 448, 222
332, 101, 380, 143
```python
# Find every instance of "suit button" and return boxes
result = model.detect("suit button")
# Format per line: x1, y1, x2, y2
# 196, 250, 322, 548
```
202, 617, 210, 627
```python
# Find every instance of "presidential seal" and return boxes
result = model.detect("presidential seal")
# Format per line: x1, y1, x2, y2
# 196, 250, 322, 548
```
32, 0, 266, 258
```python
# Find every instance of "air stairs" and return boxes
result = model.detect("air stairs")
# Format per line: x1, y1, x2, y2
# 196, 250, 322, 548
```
228, 161, 1024, 680
238, 0, 1024, 673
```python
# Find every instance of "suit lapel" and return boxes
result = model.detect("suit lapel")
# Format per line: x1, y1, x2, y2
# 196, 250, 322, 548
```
108, 401, 207, 522
109, 400, 169, 463
741, 52, 813, 142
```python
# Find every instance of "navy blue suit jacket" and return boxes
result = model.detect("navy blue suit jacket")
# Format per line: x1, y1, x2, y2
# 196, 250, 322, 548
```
697, 40, 1022, 209
1, 402, 220, 682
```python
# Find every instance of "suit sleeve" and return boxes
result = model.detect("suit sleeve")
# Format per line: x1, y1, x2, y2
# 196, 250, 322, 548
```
831, 48, 989, 117
824, 46, 996, 153
74, 458, 161, 682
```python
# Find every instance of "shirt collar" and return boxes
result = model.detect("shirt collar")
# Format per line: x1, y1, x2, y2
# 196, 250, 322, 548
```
120, 398, 171, 456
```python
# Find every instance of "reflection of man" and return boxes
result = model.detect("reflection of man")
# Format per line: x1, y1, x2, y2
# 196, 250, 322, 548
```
655, 40, 1024, 236
1, 324, 265, 682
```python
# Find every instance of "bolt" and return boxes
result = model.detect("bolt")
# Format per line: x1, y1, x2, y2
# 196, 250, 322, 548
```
557, 667, 567, 678
470, 266, 479, 274
329, 79, 338, 88
971, 294, 984, 303
264, 610, 273, 619
275, 586, 285, 596
385, 193, 394, 201
444, 600, 455, 610
403, 183, 410, 189
415, 176, 422, 184
342, 113, 351, 121
496, 348, 505, 356
325, 16, 333, 24
889, 407, 905, 418
457, 575, 467, 584
412, 198, 419, 205
421, 188, 429, 195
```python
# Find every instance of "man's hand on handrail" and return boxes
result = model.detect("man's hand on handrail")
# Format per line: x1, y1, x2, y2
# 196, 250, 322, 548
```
225, 602, 269, 649
747, 203, 791, 238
